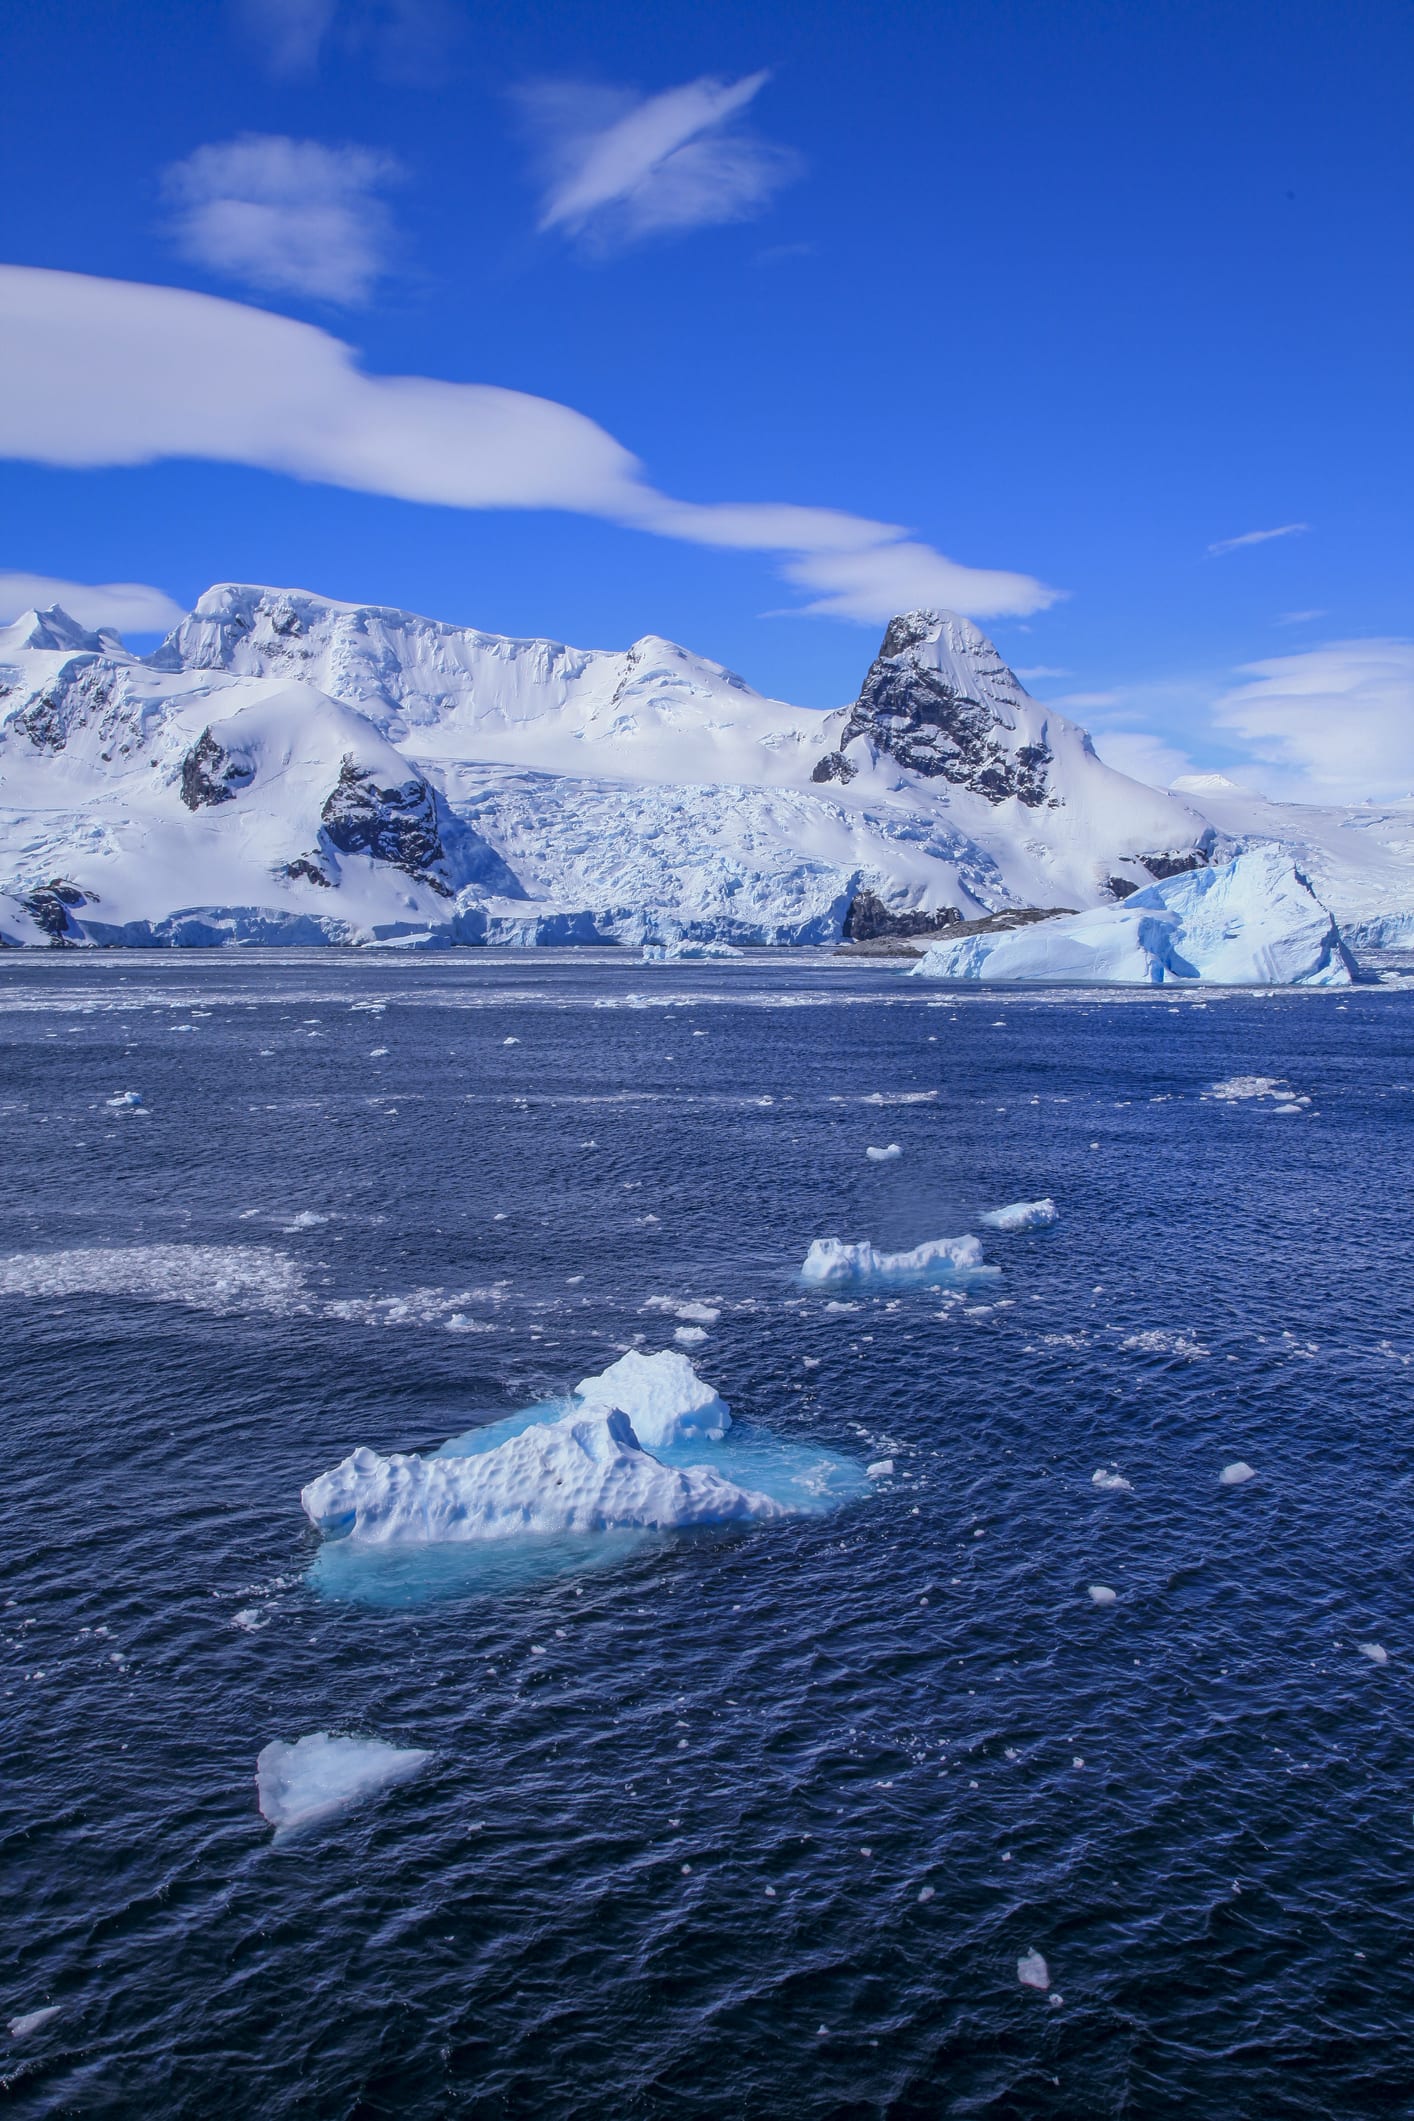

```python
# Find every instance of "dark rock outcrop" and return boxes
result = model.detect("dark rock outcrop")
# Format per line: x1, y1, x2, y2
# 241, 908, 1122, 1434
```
12, 658, 118, 753
180, 729, 254, 810
22, 877, 87, 945
815, 613, 1053, 805
842, 890, 961, 942
1139, 850, 1210, 881
319, 756, 451, 894
280, 855, 334, 888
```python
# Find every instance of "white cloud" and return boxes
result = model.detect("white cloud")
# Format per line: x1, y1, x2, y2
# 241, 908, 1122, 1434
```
1206, 523, 1309, 558
0, 266, 1059, 627
1276, 608, 1326, 625
1013, 665, 1071, 680
234, 0, 455, 79
163, 136, 403, 304
1210, 639, 1414, 801
235, 0, 336, 74
1048, 690, 1121, 709
520, 72, 800, 249
1089, 729, 1199, 790
0, 573, 184, 635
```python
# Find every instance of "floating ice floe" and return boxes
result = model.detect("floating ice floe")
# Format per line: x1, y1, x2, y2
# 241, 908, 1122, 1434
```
571, 1347, 731, 1446
1088, 1585, 1117, 1606
1219, 1462, 1256, 1487
1122, 1328, 1210, 1360
1091, 1469, 1133, 1493
801, 1235, 996, 1286
106, 1090, 145, 1111
1358, 1642, 1389, 1665
256, 1732, 431, 1835
641, 939, 744, 960
980, 1198, 1058, 1232
1017, 1950, 1050, 1991
8, 2006, 60, 2040
0, 1243, 305, 1313
908, 849, 1355, 986
866, 1459, 894, 1479
865, 1144, 903, 1162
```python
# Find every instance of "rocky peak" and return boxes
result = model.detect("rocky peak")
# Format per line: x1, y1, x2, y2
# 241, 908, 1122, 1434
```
319, 756, 451, 895
813, 609, 1054, 806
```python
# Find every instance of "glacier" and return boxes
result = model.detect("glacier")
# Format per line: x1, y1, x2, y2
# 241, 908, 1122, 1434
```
1, 585, 1406, 958
908, 850, 1356, 986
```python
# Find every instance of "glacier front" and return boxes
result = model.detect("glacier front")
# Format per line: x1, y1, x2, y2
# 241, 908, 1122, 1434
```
908, 849, 1356, 986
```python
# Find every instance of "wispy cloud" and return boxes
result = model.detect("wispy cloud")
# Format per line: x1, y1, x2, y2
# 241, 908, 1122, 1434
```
1276, 608, 1326, 625
234, 0, 456, 80
0, 266, 1060, 628
1090, 729, 1200, 790
1206, 522, 1309, 558
162, 135, 404, 305
1013, 665, 1071, 680
1210, 638, 1414, 800
0, 572, 184, 635
518, 72, 801, 251
1048, 689, 1121, 709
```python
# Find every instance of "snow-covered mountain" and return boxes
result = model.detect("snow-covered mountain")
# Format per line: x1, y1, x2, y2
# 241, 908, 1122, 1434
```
0, 583, 1406, 950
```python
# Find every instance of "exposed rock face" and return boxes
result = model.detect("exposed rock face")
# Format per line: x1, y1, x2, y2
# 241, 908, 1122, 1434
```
842, 889, 960, 942
22, 878, 87, 944
1140, 850, 1209, 881
12, 659, 119, 754
814, 613, 1053, 805
319, 756, 450, 893
180, 728, 255, 810
280, 855, 334, 888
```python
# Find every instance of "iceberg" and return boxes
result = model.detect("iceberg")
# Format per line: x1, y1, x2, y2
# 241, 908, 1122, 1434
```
801, 1234, 995, 1285
980, 1198, 1058, 1231
908, 849, 1356, 986
256, 1732, 430, 1834
571, 1346, 731, 1446
301, 1407, 789, 1544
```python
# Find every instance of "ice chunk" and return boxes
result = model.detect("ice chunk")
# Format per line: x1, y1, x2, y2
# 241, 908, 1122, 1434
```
572, 1347, 731, 1447
980, 1198, 1058, 1232
8, 2007, 60, 2039
674, 1325, 707, 1347
1219, 1462, 1256, 1486
1017, 1949, 1050, 1991
106, 1090, 145, 1110
301, 1408, 789, 1544
641, 939, 743, 960
865, 1144, 903, 1162
866, 1459, 895, 1479
1088, 1584, 1117, 1605
256, 1732, 430, 1834
1091, 1469, 1133, 1492
801, 1234, 995, 1285
910, 849, 1355, 987
1358, 1642, 1389, 1665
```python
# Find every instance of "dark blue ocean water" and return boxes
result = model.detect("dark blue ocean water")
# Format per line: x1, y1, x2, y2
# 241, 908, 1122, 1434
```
3, 951, 1414, 2118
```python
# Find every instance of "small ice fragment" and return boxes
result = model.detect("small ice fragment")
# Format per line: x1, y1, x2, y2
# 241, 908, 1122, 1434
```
8, 2006, 60, 2039
917, 1885, 935, 1902
866, 1144, 903, 1162
1088, 1585, 1117, 1606
1219, 1462, 1256, 1486
1358, 1642, 1389, 1665
802, 1234, 994, 1285
674, 1325, 708, 1347
106, 1090, 144, 1110
866, 1459, 894, 1479
232, 1608, 267, 1631
764, 1885, 777, 1897
1092, 1469, 1133, 1493
256, 1732, 430, 1834
980, 1198, 1058, 1233
1017, 1950, 1050, 1991
503, 1037, 520, 1046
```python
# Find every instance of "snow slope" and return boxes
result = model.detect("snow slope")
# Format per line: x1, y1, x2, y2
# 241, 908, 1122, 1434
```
0, 583, 1407, 950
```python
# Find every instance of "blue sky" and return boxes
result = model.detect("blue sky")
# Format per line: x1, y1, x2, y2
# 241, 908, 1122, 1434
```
1, 0, 1410, 797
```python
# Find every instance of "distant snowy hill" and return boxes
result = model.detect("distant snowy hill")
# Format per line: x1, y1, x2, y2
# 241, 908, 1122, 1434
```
0, 583, 1407, 950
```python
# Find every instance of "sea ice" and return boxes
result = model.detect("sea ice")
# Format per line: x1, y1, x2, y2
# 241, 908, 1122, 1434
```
1088, 1585, 1117, 1605
8, 2007, 60, 2039
572, 1347, 732, 1446
1017, 1950, 1050, 1991
1219, 1462, 1256, 1487
1091, 1469, 1133, 1492
106, 1090, 145, 1111
0, 1244, 305, 1313
1358, 1642, 1389, 1665
866, 1459, 895, 1478
675, 1325, 708, 1347
641, 939, 744, 960
980, 1198, 1058, 1232
256, 1732, 431, 1834
909, 849, 1355, 987
801, 1235, 995, 1285
865, 1144, 903, 1162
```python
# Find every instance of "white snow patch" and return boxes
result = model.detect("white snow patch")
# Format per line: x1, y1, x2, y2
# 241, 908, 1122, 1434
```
256, 1732, 431, 1834
1219, 1461, 1257, 1487
980, 1198, 1058, 1232
801, 1234, 995, 1285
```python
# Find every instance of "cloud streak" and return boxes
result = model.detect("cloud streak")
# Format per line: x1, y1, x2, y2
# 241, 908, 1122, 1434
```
162, 135, 403, 304
1210, 638, 1414, 800
520, 72, 800, 250
1206, 522, 1309, 557
0, 267, 1059, 627
0, 573, 185, 635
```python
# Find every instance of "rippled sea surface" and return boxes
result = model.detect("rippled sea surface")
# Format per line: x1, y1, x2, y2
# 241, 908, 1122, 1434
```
4, 950, 1414, 2118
